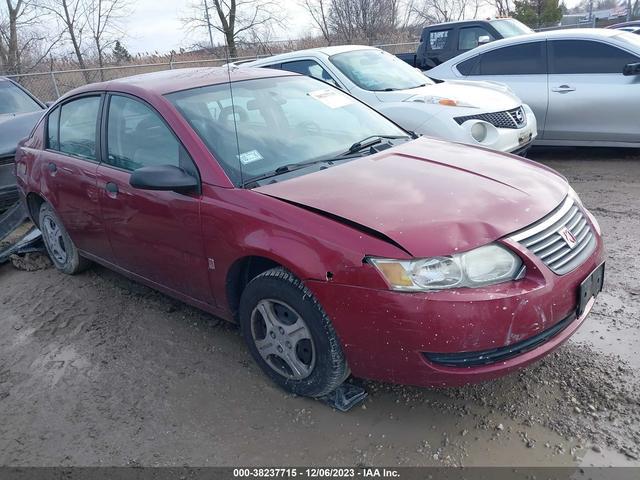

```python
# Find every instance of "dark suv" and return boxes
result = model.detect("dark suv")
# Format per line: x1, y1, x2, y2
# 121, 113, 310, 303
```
397, 18, 533, 70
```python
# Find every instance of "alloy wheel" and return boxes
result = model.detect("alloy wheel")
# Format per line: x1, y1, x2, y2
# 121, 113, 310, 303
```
250, 299, 316, 380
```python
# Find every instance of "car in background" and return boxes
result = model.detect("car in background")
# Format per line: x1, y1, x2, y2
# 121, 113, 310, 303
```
0, 77, 46, 210
242, 46, 537, 155
397, 18, 533, 70
429, 29, 640, 148
15, 67, 604, 397
606, 20, 640, 34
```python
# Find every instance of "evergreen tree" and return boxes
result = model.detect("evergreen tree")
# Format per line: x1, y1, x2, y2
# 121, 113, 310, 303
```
513, 0, 563, 28
113, 40, 132, 64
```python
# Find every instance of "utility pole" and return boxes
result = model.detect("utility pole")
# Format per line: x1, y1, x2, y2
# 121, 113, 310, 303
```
203, 0, 215, 52
628, 0, 632, 21
588, 0, 593, 25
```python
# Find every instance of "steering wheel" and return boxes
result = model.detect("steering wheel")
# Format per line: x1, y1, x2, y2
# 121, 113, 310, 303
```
297, 121, 322, 135
218, 105, 249, 126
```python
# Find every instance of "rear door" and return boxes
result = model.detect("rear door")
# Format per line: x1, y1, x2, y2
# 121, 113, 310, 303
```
546, 39, 640, 143
455, 41, 549, 136
40, 95, 113, 260
96, 93, 212, 304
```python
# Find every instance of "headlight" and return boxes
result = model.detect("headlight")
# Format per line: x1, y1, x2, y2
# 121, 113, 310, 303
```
369, 244, 523, 292
407, 95, 476, 108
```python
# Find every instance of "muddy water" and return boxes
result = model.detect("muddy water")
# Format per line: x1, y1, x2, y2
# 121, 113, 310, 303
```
0, 148, 638, 467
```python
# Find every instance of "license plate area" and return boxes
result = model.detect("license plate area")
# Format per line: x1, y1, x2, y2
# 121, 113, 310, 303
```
577, 262, 605, 317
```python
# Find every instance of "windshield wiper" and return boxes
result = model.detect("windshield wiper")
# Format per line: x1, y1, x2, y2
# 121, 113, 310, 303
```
241, 158, 348, 187
345, 135, 410, 155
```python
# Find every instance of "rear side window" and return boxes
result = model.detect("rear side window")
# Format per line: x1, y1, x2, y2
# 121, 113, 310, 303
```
280, 60, 339, 87
457, 56, 479, 75
46, 106, 60, 150
550, 40, 640, 74
429, 30, 450, 51
58, 96, 101, 160
106, 95, 195, 174
475, 42, 546, 75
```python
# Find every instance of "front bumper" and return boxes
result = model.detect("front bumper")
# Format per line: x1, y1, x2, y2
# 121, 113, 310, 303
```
306, 222, 604, 388
417, 104, 538, 154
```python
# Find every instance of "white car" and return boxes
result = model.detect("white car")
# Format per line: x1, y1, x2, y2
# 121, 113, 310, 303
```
242, 46, 537, 155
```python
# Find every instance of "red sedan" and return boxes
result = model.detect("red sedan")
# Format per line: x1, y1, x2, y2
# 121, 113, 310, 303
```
15, 67, 604, 398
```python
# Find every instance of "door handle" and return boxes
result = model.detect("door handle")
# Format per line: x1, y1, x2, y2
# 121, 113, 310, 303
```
105, 182, 119, 194
551, 85, 576, 93
47, 162, 57, 173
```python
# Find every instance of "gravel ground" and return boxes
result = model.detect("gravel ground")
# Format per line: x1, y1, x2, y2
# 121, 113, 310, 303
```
0, 148, 638, 467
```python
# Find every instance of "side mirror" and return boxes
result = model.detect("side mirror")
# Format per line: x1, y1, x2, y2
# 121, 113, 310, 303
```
130, 165, 199, 193
623, 62, 640, 76
478, 35, 492, 45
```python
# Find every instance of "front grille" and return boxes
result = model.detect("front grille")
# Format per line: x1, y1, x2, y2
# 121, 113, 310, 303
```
510, 197, 596, 275
454, 106, 526, 129
424, 310, 576, 367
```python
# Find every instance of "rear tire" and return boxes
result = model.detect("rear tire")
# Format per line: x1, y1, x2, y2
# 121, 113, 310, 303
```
39, 202, 91, 274
239, 267, 349, 398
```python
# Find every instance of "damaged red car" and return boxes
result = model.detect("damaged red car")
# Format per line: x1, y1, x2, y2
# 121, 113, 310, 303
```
15, 67, 604, 398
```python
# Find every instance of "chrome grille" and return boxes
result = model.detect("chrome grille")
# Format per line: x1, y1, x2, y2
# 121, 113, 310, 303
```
510, 197, 596, 275
455, 106, 526, 129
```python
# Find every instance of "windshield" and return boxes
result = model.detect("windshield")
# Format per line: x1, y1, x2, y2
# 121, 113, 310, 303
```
490, 19, 534, 38
330, 49, 434, 91
0, 81, 43, 115
167, 75, 408, 186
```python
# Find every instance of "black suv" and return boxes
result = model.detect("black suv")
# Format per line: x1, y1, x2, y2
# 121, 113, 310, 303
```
397, 18, 533, 70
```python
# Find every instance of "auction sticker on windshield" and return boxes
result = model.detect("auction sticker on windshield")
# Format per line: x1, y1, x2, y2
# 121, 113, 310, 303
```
308, 89, 355, 109
238, 150, 264, 165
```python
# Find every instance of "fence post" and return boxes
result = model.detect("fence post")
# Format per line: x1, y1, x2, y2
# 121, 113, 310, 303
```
49, 58, 60, 99
169, 51, 174, 70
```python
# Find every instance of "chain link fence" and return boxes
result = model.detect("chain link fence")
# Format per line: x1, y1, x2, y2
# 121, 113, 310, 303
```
5, 42, 419, 103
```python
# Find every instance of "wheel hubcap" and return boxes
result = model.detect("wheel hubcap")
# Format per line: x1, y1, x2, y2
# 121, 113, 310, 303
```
42, 214, 68, 264
250, 299, 315, 380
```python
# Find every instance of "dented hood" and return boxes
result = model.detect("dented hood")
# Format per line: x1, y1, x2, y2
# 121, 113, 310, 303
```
255, 138, 569, 258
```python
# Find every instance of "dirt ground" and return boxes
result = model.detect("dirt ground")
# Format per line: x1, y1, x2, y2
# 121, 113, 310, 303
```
0, 147, 639, 467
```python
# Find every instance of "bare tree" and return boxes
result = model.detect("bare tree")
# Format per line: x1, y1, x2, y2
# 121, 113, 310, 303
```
185, 0, 282, 59
489, 0, 513, 15
327, 0, 401, 43
301, 0, 332, 44
84, 0, 129, 80
411, 0, 483, 23
41, 0, 90, 80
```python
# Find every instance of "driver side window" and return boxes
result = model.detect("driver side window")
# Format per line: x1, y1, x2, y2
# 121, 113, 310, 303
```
106, 95, 193, 173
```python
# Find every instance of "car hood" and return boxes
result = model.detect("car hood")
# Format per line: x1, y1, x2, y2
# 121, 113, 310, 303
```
255, 138, 568, 258
0, 110, 43, 158
373, 81, 521, 111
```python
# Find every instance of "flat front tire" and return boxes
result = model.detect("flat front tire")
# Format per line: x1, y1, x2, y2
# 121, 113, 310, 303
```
239, 267, 349, 398
39, 203, 90, 274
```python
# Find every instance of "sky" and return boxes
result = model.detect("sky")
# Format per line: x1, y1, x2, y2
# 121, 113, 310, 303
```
123, 0, 312, 55
122, 0, 586, 56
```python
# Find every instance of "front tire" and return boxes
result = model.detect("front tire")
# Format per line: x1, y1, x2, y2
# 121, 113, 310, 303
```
239, 267, 349, 398
39, 202, 90, 274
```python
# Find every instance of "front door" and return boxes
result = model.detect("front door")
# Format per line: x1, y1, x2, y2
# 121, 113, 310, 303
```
545, 39, 640, 143
456, 41, 549, 137
96, 93, 212, 304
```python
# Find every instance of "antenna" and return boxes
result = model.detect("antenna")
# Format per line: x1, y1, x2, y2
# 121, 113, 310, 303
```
222, 26, 244, 187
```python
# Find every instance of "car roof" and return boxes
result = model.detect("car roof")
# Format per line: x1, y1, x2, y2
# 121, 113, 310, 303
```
62, 66, 296, 99
244, 45, 377, 66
